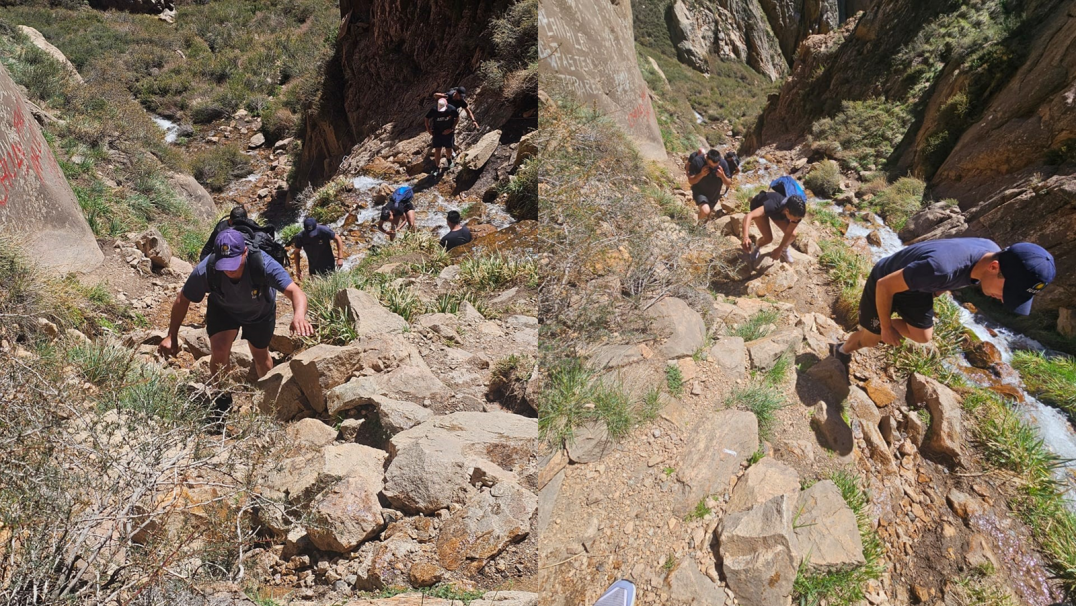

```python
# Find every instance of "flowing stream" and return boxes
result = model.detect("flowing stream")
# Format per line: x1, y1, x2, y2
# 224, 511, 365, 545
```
151, 115, 180, 144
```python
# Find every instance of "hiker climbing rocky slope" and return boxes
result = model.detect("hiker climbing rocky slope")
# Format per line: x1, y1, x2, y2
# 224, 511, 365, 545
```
742, 0, 1076, 312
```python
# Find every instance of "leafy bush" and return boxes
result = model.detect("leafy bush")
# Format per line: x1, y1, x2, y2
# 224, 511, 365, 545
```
810, 99, 911, 172
803, 160, 841, 198
1011, 351, 1076, 415
189, 144, 252, 192
503, 158, 537, 221
870, 177, 925, 231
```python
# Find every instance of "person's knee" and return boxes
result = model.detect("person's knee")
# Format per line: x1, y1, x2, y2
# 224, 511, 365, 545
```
908, 328, 933, 344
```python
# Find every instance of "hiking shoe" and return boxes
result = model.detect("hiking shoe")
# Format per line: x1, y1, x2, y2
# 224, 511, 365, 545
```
830, 342, 852, 369
430, 168, 440, 177
746, 246, 761, 269
782, 247, 794, 264
446, 158, 454, 169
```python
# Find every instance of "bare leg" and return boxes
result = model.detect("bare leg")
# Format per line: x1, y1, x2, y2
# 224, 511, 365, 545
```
697, 204, 712, 223
433, 147, 442, 169
891, 319, 933, 344
841, 327, 882, 354
752, 216, 774, 249
209, 329, 238, 383
405, 210, 416, 232
248, 343, 273, 379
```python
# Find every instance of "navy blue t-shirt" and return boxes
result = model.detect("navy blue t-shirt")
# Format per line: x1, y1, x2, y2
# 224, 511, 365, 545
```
872, 238, 1001, 294
687, 153, 730, 201
751, 191, 787, 222
440, 226, 473, 251
292, 225, 337, 272
182, 255, 293, 323
447, 88, 468, 110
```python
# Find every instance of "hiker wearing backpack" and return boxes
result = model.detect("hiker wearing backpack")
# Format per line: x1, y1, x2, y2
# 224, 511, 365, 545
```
685, 148, 733, 224
434, 86, 478, 129
741, 184, 807, 266
158, 229, 313, 381
377, 186, 416, 241
199, 206, 276, 261
426, 98, 460, 175
291, 218, 345, 280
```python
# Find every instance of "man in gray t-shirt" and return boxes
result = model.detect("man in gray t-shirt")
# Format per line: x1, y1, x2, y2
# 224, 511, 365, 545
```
159, 229, 314, 380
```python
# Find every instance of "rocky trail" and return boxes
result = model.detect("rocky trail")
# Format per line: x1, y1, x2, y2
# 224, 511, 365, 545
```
533, 152, 1071, 606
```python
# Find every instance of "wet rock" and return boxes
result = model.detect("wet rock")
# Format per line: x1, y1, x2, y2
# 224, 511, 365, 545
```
746, 329, 802, 371
794, 480, 865, 571
909, 373, 965, 467
810, 400, 853, 456
710, 336, 747, 380
566, 420, 610, 464
667, 560, 727, 605
806, 357, 850, 402
334, 288, 408, 337
436, 482, 537, 571
726, 457, 800, 514
645, 297, 707, 359
383, 437, 471, 514
866, 229, 882, 246
717, 494, 797, 606
964, 340, 1002, 369
676, 410, 758, 515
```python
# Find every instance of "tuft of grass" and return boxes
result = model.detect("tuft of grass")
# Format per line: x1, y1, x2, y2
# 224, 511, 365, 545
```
665, 364, 684, 396
459, 253, 540, 291
803, 160, 841, 198
189, 144, 252, 192
1011, 350, 1076, 416
818, 238, 869, 327
886, 294, 965, 384
810, 203, 844, 232
765, 350, 794, 385
948, 565, 1017, 606
747, 445, 766, 466
725, 383, 785, 438
727, 308, 780, 342
735, 184, 767, 213
662, 554, 676, 572
793, 470, 885, 606
663, 466, 676, 477
684, 499, 711, 522
869, 177, 925, 232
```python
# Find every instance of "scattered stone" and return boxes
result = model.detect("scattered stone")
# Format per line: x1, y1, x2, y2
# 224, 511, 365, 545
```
306, 457, 387, 553
289, 344, 365, 412
334, 288, 408, 337
745, 329, 801, 371
257, 363, 310, 422
794, 480, 866, 571
866, 230, 882, 246
567, 421, 610, 464
645, 297, 707, 359
909, 373, 965, 467
726, 457, 800, 514
965, 533, 999, 570
861, 421, 896, 472
135, 228, 172, 268
458, 129, 502, 170
709, 337, 747, 380
338, 418, 365, 442
964, 340, 1002, 369
390, 412, 538, 468
905, 410, 925, 447
286, 418, 336, 448
667, 560, 728, 605
847, 386, 881, 426
1059, 307, 1075, 338
248, 132, 266, 149
408, 562, 444, 588
436, 482, 537, 571
677, 411, 758, 515
717, 495, 797, 606
946, 489, 984, 520
377, 397, 435, 434
863, 378, 897, 407
383, 437, 471, 514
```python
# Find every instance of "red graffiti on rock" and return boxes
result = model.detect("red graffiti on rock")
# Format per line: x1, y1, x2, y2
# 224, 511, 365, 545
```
0, 101, 57, 206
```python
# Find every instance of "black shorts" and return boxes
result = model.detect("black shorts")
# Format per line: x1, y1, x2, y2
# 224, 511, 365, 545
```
310, 264, 336, 276
858, 275, 935, 334
205, 299, 276, 349
432, 132, 455, 149
693, 192, 720, 208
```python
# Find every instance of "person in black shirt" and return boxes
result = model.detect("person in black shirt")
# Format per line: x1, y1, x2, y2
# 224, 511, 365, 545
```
425, 98, 460, 175
741, 191, 807, 266
199, 206, 275, 261
434, 86, 478, 129
831, 239, 1056, 367
685, 148, 732, 224
290, 217, 345, 280
439, 210, 473, 251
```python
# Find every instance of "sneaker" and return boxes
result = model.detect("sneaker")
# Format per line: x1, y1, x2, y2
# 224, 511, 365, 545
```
446, 158, 455, 170
430, 168, 440, 177
830, 342, 852, 369
782, 247, 793, 264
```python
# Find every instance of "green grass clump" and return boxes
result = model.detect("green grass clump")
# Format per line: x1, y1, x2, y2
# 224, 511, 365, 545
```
803, 160, 842, 198
809, 99, 911, 173
886, 294, 965, 384
735, 184, 766, 213
503, 157, 538, 221
727, 308, 780, 342
665, 364, 684, 396
307, 176, 351, 224
684, 499, 711, 522
1011, 351, 1076, 416
818, 238, 869, 327
725, 383, 785, 438
870, 177, 925, 232
810, 203, 844, 231
793, 470, 885, 606
189, 144, 252, 192
948, 564, 1017, 606
459, 253, 540, 291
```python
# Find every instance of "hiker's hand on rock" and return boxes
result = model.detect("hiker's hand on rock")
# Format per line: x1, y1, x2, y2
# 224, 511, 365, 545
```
158, 336, 179, 358
291, 315, 314, 338
881, 325, 902, 347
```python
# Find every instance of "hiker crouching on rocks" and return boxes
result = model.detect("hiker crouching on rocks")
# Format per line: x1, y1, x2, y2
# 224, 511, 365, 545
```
377, 186, 416, 242
831, 239, 1055, 366
742, 189, 807, 266
291, 217, 345, 280
686, 148, 733, 224
159, 229, 314, 380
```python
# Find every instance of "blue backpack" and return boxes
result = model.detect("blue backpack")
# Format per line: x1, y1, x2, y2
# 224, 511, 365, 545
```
771, 176, 806, 199
391, 185, 414, 205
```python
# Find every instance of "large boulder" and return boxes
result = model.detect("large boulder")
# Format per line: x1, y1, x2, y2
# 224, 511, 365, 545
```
382, 437, 471, 514
793, 480, 865, 571
436, 482, 537, 571
676, 410, 758, 515
539, 0, 666, 160
726, 457, 800, 514
257, 363, 310, 422
0, 63, 102, 274
306, 474, 386, 553
334, 288, 408, 337
908, 373, 965, 467
746, 329, 802, 370
709, 336, 747, 380
669, 0, 716, 73
135, 228, 172, 268
167, 172, 217, 223
289, 344, 364, 412
717, 494, 798, 606
390, 412, 538, 470
458, 129, 502, 170
377, 397, 435, 434
645, 297, 707, 359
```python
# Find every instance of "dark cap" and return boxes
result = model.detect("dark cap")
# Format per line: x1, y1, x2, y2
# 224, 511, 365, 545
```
214, 229, 247, 272
454, 86, 466, 97
998, 242, 1055, 315
380, 207, 391, 222
229, 206, 247, 221
303, 217, 317, 232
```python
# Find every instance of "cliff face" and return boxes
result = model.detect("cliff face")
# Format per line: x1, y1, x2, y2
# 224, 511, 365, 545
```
539, 0, 667, 161
745, 0, 1075, 310
296, 0, 534, 187
0, 64, 102, 275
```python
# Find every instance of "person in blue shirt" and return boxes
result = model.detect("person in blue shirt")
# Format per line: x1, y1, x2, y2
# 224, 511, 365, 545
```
291, 217, 346, 280
158, 229, 314, 380
832, 238, 1056, 367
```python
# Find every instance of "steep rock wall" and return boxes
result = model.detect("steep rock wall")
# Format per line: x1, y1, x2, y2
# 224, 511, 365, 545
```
0, 64, 102, 275
539, 0, 667, 161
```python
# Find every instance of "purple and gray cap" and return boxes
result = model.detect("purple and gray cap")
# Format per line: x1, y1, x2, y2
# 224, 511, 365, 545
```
213, 228, 247, 272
